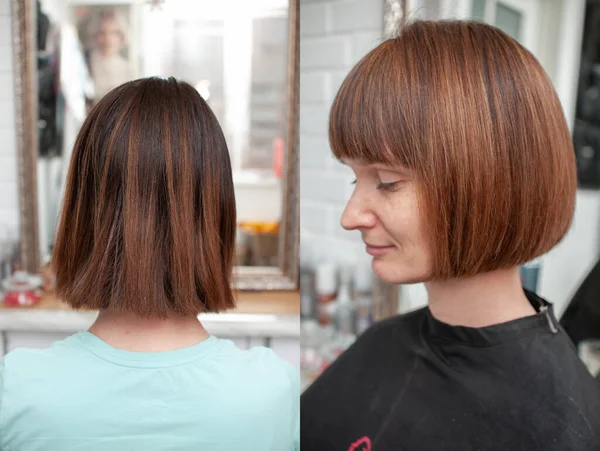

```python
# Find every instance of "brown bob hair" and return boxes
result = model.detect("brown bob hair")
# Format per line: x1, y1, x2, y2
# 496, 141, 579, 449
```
53, 77, 236, 318
330, 20, 577, 279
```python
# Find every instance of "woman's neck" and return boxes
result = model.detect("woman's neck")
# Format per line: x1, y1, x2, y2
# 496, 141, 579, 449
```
425, 267, 536, 328
88, 309, 209, 352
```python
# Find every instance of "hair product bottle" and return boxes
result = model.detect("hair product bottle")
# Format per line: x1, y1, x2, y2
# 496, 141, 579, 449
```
315, 262, 337, 325
353, 263, 373, 334
334, 265, 356, 335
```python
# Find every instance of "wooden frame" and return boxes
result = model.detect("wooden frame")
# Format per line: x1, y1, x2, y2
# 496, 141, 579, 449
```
10, 0, 299, 291
11, 0, 39, 275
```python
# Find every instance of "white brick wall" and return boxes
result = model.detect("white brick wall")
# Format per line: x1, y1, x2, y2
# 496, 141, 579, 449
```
299, 0, 384, 266
0, 0, 19, 231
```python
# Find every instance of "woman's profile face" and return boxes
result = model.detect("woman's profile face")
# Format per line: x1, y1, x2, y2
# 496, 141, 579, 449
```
341, 160, 433, 284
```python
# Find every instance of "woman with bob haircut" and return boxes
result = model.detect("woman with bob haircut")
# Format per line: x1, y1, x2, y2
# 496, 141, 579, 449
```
301, 20, 600, 451
0, 77, 298, 451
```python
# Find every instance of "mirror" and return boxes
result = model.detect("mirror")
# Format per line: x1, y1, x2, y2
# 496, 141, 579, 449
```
11, 0, 299, 290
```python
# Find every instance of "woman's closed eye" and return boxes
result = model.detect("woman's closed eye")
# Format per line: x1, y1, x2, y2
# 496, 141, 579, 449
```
349, 179, 401, 191
376, 181, 400, 191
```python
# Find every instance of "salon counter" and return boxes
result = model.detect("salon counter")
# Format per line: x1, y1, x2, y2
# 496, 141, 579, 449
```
0, 291, 300, 367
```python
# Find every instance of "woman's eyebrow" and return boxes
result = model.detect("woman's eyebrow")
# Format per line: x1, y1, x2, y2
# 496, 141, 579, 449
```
370, 163, 410, 174
339, 158, 373, 167
338, 158, 364, 167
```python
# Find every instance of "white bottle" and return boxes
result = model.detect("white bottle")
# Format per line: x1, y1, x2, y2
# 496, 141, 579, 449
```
353, 263, 373, 334
319, 266, 356, 371
315, 262, 337, 325
334, 265, 356, 335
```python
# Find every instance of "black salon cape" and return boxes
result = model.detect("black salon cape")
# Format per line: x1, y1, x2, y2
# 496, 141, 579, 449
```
301, 291, 600, 451
561, 258, 600, 347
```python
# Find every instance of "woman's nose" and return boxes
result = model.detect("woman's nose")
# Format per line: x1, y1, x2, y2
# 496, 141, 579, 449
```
340, 193, 376, 231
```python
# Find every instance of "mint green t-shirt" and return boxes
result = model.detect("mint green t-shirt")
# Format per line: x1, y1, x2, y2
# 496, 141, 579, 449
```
0, 332, 299, 451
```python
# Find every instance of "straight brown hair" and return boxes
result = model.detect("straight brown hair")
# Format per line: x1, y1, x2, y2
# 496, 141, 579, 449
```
53, 77, 236, 318
330, 21, 577, 279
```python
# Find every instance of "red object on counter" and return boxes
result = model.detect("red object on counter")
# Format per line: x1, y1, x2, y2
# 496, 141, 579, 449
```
2, 271, 42, 307
4, 289, 42, 307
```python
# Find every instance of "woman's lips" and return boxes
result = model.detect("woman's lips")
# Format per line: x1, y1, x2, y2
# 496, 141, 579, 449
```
365, 243, 395, 256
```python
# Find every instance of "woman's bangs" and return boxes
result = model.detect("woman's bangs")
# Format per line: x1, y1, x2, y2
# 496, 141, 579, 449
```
328, 42, 414, 168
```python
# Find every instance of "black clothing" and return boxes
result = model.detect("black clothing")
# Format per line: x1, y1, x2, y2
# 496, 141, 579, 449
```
37, 1, 50, 51
301, 291, 600, 451
561, 258, 600, 347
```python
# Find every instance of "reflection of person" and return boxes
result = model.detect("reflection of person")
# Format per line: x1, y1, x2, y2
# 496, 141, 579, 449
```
87, 10, 132, 99
301, 21, 600, 450
0, 78, 298, 450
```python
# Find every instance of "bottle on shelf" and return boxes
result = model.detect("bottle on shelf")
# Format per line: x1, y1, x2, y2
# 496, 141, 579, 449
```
299, 242, 317, 321
353, 263, 374, 335
318, 265, 357, 374
315, 262, 337, 326
334, 265, 356, 336
300, 267, 317, 321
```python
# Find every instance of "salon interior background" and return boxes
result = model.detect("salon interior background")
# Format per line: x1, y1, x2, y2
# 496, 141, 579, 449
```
299, 0, 597, 316
1, 0, 597, 316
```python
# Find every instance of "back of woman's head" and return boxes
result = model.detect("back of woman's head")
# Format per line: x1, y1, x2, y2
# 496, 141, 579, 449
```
330, 20, 577, 279
53, 77, 236, 318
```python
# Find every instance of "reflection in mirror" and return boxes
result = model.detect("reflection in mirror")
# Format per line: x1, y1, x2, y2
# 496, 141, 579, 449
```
35, 0, 293, 280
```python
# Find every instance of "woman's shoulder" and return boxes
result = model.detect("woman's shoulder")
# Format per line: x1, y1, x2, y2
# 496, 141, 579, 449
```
214, 339, 297, 387
302, 309, 427, 394
351, 307, 428, 349
203, 340, 299, 422
1, 336, 82, 381
0, 337, 81, 413
371, 307, 428, 331
1, 335, 79, 370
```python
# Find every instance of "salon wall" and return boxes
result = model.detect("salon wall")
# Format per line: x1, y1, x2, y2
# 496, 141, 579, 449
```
0, 0, 19, 232
299, 0, 384, 268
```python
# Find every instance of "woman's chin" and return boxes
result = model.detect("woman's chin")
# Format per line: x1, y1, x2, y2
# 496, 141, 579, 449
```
371, 258, 428, 285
